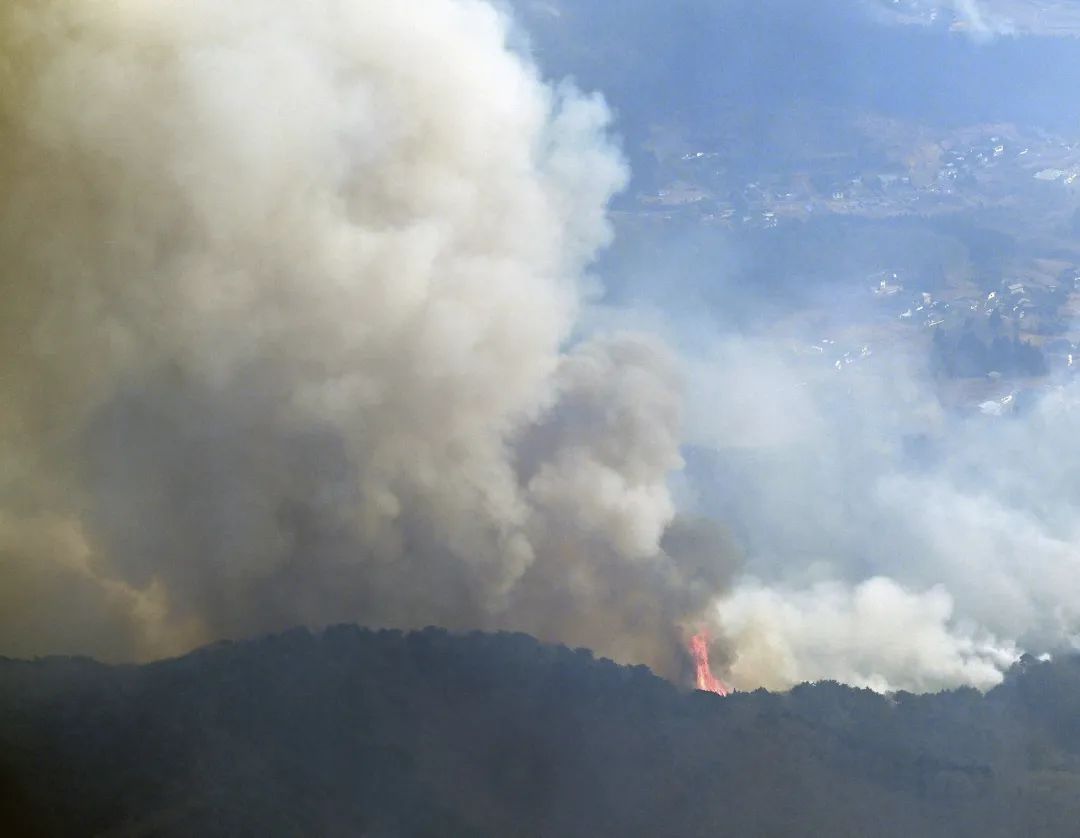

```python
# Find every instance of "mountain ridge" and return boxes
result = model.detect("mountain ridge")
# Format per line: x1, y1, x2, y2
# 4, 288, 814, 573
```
2, 625, 1080, 837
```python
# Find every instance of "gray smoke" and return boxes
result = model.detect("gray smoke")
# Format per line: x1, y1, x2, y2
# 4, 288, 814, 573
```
673, 332, 1080, 692
0, 0, 737, 677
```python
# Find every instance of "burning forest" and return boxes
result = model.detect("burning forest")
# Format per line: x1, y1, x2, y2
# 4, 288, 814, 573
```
690, 632, 730, 696
7, 0, 1080, 717
10, 0, 1080, 834
0, 0, 739, 689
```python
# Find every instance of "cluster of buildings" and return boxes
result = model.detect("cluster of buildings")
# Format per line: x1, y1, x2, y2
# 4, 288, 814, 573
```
637, 128, 1080, 230
881, 267, 1080, 379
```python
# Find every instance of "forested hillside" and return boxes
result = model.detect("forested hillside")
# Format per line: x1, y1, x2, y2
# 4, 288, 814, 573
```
3, 627, 1080, 837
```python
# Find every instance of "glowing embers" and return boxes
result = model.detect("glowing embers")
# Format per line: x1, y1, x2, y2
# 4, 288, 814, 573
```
689, 632, 729, 696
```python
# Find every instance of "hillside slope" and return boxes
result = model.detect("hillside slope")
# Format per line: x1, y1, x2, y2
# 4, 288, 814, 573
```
2, 627, 1080, 837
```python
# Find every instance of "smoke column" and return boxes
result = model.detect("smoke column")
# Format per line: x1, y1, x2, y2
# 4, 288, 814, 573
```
674, 331, 1080, 693
0, 0, 737, 677
6, 0, 1048, 695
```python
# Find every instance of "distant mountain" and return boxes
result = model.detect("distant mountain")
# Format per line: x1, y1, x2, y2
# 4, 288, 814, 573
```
3, 627, 1080, 836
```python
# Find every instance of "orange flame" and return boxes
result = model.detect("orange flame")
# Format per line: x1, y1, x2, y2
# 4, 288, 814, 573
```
689, 632, 730, 696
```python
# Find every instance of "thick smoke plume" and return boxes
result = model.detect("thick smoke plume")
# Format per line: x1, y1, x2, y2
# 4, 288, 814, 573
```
0, 0, 736, 677
717, 578, 1017, 693
11, 0, 1059, 696
672, 333, 1080, 693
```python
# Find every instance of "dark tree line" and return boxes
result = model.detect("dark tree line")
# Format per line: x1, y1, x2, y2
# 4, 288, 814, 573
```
3, 628, 1080, 837
931, 325, 1047, 378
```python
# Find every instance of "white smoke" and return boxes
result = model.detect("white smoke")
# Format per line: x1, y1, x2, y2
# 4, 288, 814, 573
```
0, 0, 734, 675
679, 329, 1080, 692
717, 578, 1017, 693
5, 0, 1064, 696
949, 0, 1015, 39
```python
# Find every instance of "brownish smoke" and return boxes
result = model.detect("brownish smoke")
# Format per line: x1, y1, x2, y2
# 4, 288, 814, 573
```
0, 0, 738, 677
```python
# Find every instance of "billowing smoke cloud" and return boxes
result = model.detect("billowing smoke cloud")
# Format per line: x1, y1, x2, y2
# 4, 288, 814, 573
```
671, 328, 1080, 692
718, 578, 1017, 693
9, 0, 1066, 697
0, 0, 737, 676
